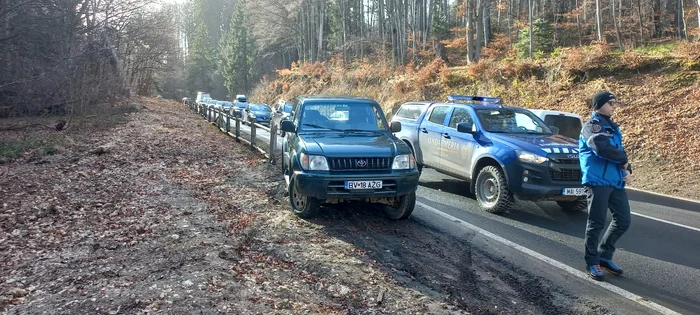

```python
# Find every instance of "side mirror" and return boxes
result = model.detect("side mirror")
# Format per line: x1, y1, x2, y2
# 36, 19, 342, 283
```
276, 110, 282, 114
281, 120, 296, 133
390, 121, 402, 133
549, 125, 560, 135
456, 122, 476, 134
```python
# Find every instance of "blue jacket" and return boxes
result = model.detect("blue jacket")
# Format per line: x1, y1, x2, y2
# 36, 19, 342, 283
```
579, 112, 630, 188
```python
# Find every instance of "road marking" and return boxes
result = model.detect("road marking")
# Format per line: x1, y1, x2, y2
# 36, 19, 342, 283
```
417, 201, 682, 315
632, 212, 700, 233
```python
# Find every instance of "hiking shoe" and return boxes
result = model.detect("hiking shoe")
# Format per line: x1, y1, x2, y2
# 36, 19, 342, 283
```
600, 258, 623, 275
587, 265, 605, 281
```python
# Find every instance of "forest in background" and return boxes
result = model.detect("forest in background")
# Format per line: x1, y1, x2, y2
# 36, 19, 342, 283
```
1, 0, 699, 116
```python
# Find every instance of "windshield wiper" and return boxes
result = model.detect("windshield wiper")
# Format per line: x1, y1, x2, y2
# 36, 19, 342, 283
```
301, 124, 345, 132
342, 128, 381, 133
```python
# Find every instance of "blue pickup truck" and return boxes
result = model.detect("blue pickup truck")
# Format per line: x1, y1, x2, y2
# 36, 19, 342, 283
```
391, 95, 586, 214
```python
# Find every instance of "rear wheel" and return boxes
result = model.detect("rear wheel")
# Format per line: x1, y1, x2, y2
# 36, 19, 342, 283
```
474, 165, 514, 214
289, 177, 321, 218
557, 200, 587, 212
383, 192, 416, 220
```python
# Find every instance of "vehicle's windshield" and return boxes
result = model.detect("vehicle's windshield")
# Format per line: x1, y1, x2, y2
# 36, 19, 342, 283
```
251, 104, 271, 112
542, 115, 582, 139
283, 103, 293, 113
298, 102, 388, 132
475, 109, 552, 134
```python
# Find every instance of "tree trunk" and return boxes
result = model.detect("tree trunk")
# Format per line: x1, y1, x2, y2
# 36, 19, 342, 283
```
529, 0, 533, 58
576, 0, 583, 45
612, 0, 623, 48
595, 0, 603, 41
317, 0, 324, 61
697, 0, 700, 41
341, 0, 348, 64
475, 0, 484, 60
678, 0, 687, 39
466, 0, 475, 63
483, 0, 490, 45
508, 0, 513, 44
637, 0, 644, 44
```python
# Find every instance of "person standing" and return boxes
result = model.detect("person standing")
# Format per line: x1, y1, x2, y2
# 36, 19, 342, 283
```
578, 91, 633, 281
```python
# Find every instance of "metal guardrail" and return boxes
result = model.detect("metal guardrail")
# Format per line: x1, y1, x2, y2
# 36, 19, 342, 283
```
187, 101, 280, 165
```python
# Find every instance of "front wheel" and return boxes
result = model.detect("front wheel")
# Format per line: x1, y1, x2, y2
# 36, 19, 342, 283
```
383, 192, 416, 220
557, 200, 587, 212
289, 177, 321, 218
474, 165, 514, 214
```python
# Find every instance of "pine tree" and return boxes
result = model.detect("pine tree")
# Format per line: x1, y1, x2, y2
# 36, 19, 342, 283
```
515, 18, 554, 59
185, 0, 217, 94
220, 0, 256, 97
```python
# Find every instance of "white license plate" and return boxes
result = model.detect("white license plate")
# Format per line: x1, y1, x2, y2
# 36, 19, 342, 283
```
562, 188, 586, 196
345, 180, 383, 190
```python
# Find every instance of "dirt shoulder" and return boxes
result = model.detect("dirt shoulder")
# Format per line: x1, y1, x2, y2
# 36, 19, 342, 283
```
2, 98, 608, 314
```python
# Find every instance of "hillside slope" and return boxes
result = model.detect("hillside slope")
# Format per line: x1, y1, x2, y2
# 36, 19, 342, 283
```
251, 41, 700, 201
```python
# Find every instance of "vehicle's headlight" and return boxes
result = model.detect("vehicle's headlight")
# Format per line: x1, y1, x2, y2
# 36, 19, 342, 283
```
299, 153, 329, 171
392, 154, 415, 170
251, 113, 257, 118
517, 151, 549, 164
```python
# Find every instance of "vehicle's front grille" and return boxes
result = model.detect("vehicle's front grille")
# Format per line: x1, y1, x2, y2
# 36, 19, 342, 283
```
328, 157, 392, 171
551, 158, 579, 165
549, 168, 582, 181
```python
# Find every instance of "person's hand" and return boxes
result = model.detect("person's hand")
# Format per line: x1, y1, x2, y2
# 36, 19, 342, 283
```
622, 170, 631, 182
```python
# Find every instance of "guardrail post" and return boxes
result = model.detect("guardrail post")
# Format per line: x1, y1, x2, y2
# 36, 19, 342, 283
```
250, 122, 256, 151
235, 116, 241, 142
226, 112, 230, 132
269, 124, 277, 165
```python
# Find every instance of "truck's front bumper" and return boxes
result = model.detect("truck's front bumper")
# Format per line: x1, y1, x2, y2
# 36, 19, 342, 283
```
293, 170, 420, 200
508, 161, 585, 201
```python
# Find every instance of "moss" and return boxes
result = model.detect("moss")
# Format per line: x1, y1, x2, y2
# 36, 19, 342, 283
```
0, 137, 42, 159
631, 41, 679, 57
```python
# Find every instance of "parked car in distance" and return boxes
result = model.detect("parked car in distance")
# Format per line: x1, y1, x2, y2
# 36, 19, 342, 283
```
196, 92, 211, 104
244, 103, 273, 126
528, 109, 583, 140
206, 99, 219, 120
280, 95, 420, 220
392, 95, 586, 214
231, 94, 249, 118
271, 101, 294, 135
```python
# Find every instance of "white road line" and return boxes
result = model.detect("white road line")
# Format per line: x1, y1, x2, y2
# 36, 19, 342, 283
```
632, 212, 700, 233
417, 201, 682, 315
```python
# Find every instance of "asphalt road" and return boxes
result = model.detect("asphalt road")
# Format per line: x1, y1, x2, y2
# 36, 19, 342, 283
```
205, 110, 700, 314
415, 168, 700, 314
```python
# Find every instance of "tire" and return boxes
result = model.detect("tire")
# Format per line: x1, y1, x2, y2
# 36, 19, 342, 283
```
289, 177, 321, 219
384, 191, 416, 220
557, 200, 587, 212
474, 165, 514, 214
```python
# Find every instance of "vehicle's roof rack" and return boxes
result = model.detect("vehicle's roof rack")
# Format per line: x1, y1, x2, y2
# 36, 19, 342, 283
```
446, 95, 502, 107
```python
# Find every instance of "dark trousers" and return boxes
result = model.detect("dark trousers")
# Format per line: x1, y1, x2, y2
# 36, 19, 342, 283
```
584, 186, 631, 266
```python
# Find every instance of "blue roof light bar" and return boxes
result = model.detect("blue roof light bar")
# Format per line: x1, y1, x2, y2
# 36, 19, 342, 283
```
446, 95, 502, 104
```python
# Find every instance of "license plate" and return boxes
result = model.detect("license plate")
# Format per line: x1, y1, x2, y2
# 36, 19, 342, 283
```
562, 188, 586, 196
345, 180, 383, 190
